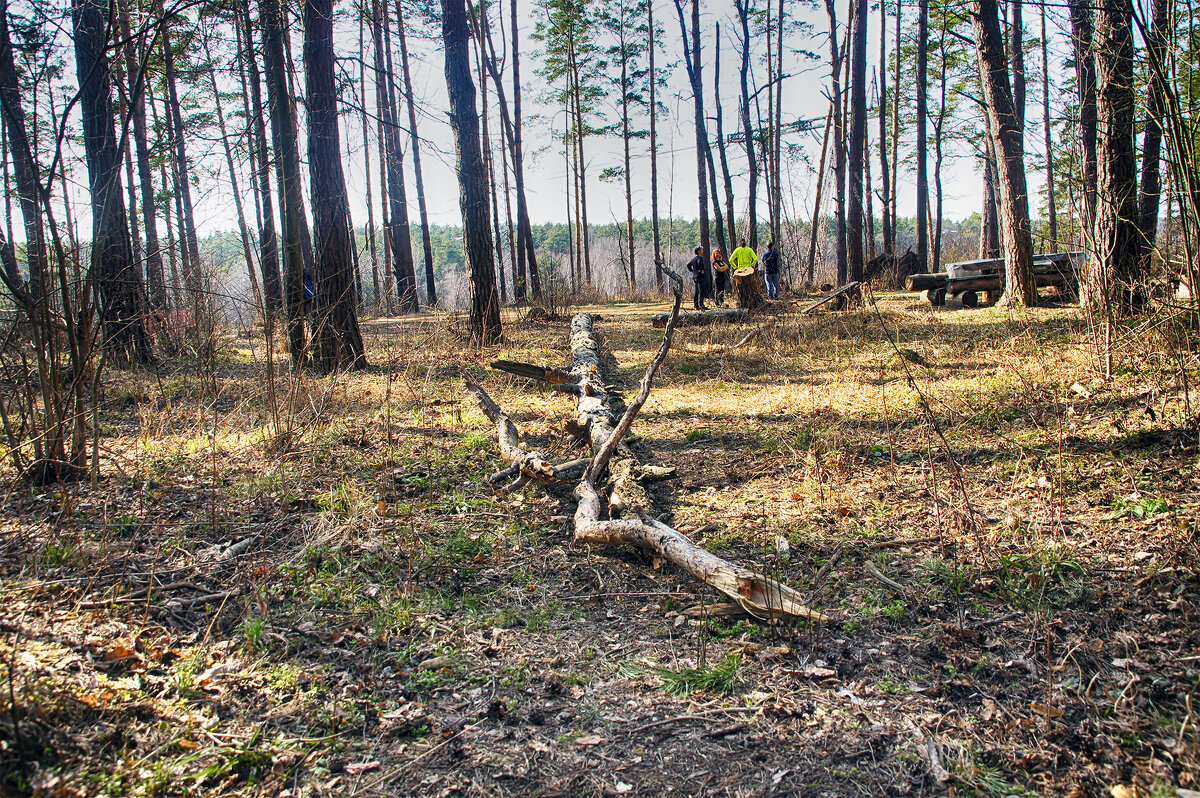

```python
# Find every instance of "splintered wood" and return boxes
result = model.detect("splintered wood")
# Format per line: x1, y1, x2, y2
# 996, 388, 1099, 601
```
464, 282, 829, 624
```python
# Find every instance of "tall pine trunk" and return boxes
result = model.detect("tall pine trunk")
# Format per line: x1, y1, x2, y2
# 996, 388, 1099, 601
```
304, 0, 366, 372
443, 0, 501, 344
240, 2, 283, 319
735, 0, 758, 249
379, 3, 419, 311
260, 0, 314, 360
72, 0, 152, 365
159, 1, 201, 298
878, 0, 892, 255
1136, 0, 1169, 267
118, 0, 166, 310
847, 0, 867, 283
1086, 0, 1140, 313
396, 2, 438, 305
648, 0, 663, 289
1041, 2, 1058, 247
511, 0, 540, 298
916, 0, 929, 272
1070, 1, 1098, 231
673, 0, 710, 292
972, 0, 1038, 305
357, 8, 382, 307
713, 28, 737, 253
826, 0, 848, 284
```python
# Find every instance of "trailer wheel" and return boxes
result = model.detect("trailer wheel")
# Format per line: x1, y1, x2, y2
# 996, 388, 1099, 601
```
960, 290, 979, 308
930, 288, 947, 307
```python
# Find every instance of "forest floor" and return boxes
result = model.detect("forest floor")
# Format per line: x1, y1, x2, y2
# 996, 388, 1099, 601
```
2, 288, 1199, 797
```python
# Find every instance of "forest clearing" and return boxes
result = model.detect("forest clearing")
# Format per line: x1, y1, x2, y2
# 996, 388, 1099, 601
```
2, 292, 1198, 797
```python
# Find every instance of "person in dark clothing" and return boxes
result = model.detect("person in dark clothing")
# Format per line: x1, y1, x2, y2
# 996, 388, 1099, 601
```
761, 241, 781, 299
711, 247, 729, 305
686, 246, 708, 311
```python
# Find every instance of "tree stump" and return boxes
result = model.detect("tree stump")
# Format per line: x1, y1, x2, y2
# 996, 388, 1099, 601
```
733, 267, 763, 310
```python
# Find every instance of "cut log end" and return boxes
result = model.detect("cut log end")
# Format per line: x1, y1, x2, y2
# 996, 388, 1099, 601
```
733, 267, 764, 310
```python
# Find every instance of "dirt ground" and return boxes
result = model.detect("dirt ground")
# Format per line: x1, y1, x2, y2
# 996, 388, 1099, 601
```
2, 289, 1199, 797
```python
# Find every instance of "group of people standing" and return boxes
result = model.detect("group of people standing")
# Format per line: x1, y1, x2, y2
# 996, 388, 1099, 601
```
685, 240, 782, 311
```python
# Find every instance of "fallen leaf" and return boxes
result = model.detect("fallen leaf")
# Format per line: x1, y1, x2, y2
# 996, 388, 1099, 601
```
574, 734, 603, 746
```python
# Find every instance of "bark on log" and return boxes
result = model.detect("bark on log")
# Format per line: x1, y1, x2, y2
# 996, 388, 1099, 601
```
464, 274, 829, 623
652, 308, 748, 328
733, 267, 764, 310
569, 304, 828, 622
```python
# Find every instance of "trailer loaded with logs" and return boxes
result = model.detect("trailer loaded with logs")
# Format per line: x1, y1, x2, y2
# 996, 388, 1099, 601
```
906, 252, 1084, 307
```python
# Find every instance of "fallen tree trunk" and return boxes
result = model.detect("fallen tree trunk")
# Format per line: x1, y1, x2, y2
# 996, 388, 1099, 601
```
651, 308, 748, 328
800, 281, 862, 314
464, 271, 830, 623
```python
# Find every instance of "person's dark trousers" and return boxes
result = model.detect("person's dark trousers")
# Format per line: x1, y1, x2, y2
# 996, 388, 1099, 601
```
693, 279, 706, 310
714, 270, 728, 304
765, 272, 780, 299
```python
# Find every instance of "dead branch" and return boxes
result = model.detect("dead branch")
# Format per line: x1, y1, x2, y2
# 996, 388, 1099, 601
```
464, 270, 830, 624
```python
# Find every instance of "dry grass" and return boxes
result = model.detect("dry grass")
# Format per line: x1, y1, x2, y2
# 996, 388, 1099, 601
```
0, 291, 1198, 797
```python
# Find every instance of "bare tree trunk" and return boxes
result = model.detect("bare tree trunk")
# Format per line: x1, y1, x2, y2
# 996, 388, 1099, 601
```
808, 106, 833, 282
478, 22, 507, 304
443, 0, 501, 344
620, 22, 637, 291
568, 41, 592, 285
713, 27, 737, 253
648, 0, 663, 289
511, 0, 540, 299
773, 0, 784, 247
890, 0, 900, 247
0, 0, 46, 299
1010, 0, 1026, 131
304, 0, 366, 372
240, 1, 282, 319
705, 143, 728, 257
972, 0, 1038, 305
1070, 1, 1098, 231
118, 0, 166, 310
358, 9, 381, 308
847, 0, 867, 283
980, 143, 1001, 258
260, 0, 314, 359
396, 1, 438, 306
159, 1, 201, 298
72, 0, 152, 365
379, 2, 419, 311
1086, 0, 1141, 313
826, 0, 848, 284
934, 18, 948, 271
1041, 1, 1058, 247
374, 32, 395, 315
202, 24, 261, 313
916, 0, 929, 273
1136, 0, 1169, 265
735, 0, 758, 249
673, 0, 710, 296
878, 0, 892, 255
865, 103, 876, 261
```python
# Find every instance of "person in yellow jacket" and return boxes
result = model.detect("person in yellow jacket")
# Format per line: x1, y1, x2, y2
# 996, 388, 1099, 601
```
729, 239, 758, 274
